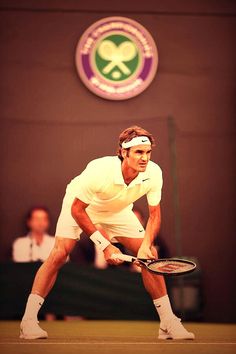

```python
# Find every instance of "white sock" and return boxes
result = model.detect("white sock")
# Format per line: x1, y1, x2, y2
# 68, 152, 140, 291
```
22, 294, 44, 321
153, 295, 174, 323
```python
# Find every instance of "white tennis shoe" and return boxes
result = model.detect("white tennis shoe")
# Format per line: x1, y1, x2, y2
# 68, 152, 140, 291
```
158, 316, 195, 340
20, 319, 48, 339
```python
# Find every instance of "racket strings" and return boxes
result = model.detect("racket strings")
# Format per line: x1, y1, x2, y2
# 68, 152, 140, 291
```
148, 260, 195, 274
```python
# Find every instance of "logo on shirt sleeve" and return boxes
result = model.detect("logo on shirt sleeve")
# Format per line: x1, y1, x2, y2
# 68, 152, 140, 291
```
142, 178, 150, 182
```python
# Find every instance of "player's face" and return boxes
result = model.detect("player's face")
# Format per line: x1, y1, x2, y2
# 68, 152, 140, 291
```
123, 145, 152, 172
28, 210, 50, 234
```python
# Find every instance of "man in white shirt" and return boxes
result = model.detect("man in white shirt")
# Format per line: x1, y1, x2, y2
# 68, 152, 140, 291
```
12, 207, 54, 262
20, 126, 194, 340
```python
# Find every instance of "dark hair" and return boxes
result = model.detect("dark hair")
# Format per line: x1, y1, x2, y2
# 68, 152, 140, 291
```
117, 125, 155, 161
26, 206, 50, 222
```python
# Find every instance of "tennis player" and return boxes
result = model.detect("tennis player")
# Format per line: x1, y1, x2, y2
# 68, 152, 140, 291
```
20, 126, 195, 340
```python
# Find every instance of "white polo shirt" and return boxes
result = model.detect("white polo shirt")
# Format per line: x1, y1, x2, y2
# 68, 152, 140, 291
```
56, 156, 163, 240
12, 234, 55, 262
66, 156, 163, 213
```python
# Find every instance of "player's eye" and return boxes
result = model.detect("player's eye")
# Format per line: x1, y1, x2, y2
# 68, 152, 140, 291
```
134, 149, 151, 156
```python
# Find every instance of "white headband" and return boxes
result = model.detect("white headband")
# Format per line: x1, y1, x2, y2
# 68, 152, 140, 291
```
121, 136, 151, 149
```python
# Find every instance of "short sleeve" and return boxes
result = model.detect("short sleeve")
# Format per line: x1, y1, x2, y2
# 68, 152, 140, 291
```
146, 166, 163, 206
74, 161, 102, 204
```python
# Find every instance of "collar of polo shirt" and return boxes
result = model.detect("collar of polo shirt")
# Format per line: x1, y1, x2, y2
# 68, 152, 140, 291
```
114, 157, 149, 186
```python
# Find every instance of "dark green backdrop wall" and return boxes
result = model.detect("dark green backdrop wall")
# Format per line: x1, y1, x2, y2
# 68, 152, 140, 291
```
0, 0, 235, 322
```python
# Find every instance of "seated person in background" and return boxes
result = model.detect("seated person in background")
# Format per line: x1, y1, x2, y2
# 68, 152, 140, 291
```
12, 206, 56, 321
12, 206, 55, 262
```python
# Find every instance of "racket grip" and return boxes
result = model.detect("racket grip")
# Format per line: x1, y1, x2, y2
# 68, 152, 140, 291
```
111, 253, 134, 262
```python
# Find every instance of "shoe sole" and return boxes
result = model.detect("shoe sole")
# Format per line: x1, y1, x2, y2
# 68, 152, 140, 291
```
20, 330, 48, 340
158, 334, 195, 340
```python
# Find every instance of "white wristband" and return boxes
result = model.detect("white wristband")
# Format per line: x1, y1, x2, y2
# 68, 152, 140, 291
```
90, 231, 111, 251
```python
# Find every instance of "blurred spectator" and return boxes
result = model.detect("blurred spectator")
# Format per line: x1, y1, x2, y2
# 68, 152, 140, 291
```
12, 206, 56, 321
12, 206, 54, 262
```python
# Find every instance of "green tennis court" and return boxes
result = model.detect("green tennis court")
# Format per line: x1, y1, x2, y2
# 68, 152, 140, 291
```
0, 321, 235, 354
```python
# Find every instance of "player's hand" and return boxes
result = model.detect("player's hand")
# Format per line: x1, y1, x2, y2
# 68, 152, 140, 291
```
136, 245, 156, 267
103, 244, 123, 265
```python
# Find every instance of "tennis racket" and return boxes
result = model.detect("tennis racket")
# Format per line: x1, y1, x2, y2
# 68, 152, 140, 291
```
111, 254, 196, 276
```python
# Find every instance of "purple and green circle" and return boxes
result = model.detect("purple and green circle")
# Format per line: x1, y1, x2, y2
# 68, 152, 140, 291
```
75, 17, 158, 100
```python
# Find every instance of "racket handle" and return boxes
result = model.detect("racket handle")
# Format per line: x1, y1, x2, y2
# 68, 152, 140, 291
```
111, 253, 135, 262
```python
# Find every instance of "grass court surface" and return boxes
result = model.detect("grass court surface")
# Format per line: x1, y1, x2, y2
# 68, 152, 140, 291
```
0, 321, 235, 354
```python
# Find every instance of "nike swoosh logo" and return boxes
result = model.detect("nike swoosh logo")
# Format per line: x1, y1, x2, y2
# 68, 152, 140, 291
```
142, 139, 148, 142
139, 230, 144, 233
160, 328, 168, 333
142, 178, 150, 182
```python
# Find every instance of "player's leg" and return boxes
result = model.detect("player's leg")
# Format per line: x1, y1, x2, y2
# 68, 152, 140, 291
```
115, 235, 195, 340
20, 237, 77, 339
115, 236, 167, 297
115, 236, 170, 309
31, 237, 76, 297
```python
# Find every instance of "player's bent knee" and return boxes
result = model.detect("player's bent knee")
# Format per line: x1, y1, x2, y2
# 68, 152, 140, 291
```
48, 246, 68, 269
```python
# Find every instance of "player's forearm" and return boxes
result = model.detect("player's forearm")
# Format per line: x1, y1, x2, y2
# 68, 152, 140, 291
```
143, 205, 161, 247
71, 198, 111, 251
73, 210, 96, 236
71, 199, 97, 236
143, 218, 160, 246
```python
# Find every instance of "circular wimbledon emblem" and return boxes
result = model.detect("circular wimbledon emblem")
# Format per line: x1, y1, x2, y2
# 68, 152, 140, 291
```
75, 17, 158, 100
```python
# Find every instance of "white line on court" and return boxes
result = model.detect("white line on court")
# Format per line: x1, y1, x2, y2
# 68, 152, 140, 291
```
1, 342, 236, 345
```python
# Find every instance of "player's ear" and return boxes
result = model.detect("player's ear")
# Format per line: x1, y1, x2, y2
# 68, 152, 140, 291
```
121, 148, 128, 159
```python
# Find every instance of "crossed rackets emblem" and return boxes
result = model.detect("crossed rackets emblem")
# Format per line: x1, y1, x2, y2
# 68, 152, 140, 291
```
97, 40, 137, 77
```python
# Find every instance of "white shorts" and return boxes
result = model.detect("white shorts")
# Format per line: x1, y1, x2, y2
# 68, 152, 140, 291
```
55, 196, 145, 243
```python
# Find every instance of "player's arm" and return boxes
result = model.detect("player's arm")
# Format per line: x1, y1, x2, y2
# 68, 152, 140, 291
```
71, 198, 97, 236
137, 203, 161, 260
71, 198, 123, 264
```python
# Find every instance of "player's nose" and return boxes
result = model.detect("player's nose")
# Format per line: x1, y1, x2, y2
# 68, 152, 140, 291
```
141, 154, 148, 161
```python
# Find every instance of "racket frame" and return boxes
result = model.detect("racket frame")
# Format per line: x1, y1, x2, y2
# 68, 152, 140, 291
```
145, 258, 196, 276
111, 254, 196, 276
